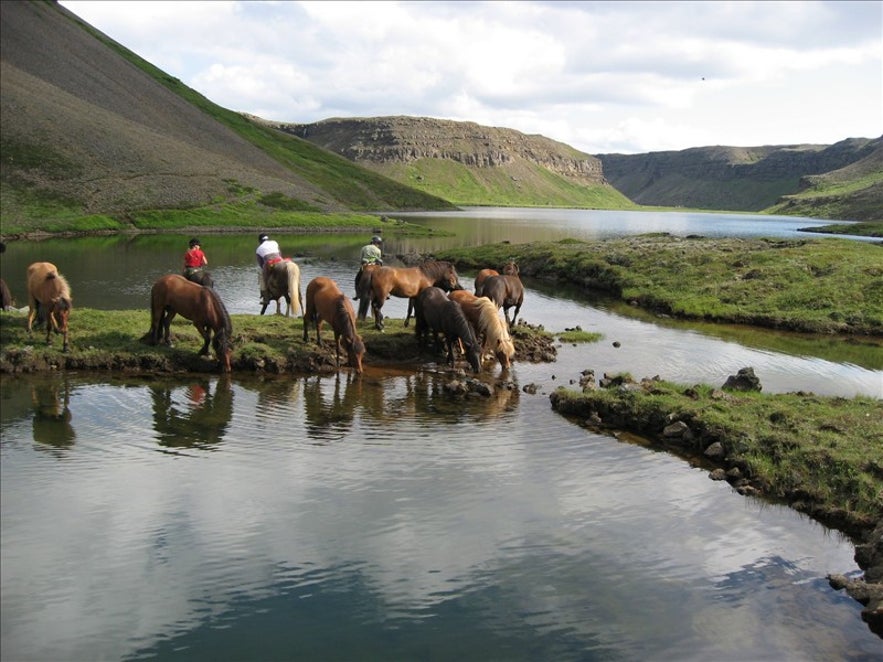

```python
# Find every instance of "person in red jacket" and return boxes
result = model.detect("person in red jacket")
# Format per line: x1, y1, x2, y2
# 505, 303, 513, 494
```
183, 237, 208, 280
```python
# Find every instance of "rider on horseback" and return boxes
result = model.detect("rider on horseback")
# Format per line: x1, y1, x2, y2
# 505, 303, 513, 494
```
353, 235, 383, 300
256, 233, 283, 302
183, 237, 208, 280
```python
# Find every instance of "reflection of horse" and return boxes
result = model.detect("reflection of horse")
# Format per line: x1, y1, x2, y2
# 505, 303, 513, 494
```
303, 373, 363, 441
149, 376, 234, 448
26, 262, 72, 352
303, 277, 365, 374
473, 261, 518, 297
357, 260, 463, 331
260, 260, 303, 317
31, 378, 76, 447
482, 274, 524, 328
149, 274, 233, 372
449, 289, 515, 369
414, 286, 481, 373
183, 269, 214, 288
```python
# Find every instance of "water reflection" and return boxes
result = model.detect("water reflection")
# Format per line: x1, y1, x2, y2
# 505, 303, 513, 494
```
303, 373, 363, 443
149, 377, 234, 450
31, 377, 75, 449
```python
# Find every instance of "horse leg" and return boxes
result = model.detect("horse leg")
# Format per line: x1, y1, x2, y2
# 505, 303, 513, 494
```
196, 323, 211, 355
162, 309, 175, 345
404, 298, 414, 327
333, 332, 342, 368
372, 300, 384, 331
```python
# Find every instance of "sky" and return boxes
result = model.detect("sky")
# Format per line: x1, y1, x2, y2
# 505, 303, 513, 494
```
59, 0, 882, 155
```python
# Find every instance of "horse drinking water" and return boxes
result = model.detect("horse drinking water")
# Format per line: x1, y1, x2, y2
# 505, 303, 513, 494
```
449, 289, 515, 369
414, 286, 481, 373
26, 261, 72, 352
149, 274, 233, 372
357, 260, 463, 331
303, 277, 365, 374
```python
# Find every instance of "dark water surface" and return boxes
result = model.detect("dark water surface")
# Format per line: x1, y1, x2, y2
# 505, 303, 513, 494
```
2, 210, 882, 659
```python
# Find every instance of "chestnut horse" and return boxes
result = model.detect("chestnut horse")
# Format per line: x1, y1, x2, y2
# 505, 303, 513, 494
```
481, 274, 524, 328
260, 260, 303, 317
303, 277, 365, 374
449, 289, 515, 369
150, 274, 233, 372
26, 262, 72, 352
414, 287, 481, 373
474, 261, 519, 297
357, 260, 463, 331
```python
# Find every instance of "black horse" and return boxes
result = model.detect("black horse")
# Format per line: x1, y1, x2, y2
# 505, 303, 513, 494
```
414, 286, 481, 373
183, 269, 215, 288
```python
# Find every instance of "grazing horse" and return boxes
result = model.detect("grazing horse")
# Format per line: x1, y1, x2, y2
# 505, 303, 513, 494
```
481, 274, 524, 328
357, 260, 463, 331
26, 262, 72, 352
474, 261, 519, 296
260, 260, 303, 317
449, 289, 515, 369
303, 277, 365, 374
414, 287, 481, 373
150, 274, 233, 372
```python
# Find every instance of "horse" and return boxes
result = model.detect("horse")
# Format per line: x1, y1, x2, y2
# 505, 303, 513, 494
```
481, 274, 524, 328
0, 278, 13, 310
26, 262, 72, 352
149, 274, 233, 372
260, 259, 303, 317
449, 289, 515, 369
303, 277, 365, 374
414, 286, 481, 373
183, 269, 214, 288
357, 260, 463, 331
473, 261, 519, 297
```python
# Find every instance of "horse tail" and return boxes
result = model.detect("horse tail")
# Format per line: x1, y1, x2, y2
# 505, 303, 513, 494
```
287, 262, 302, 317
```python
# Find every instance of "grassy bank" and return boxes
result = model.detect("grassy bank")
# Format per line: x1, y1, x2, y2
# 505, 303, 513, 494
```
437, 235, 883, 335
550, 376, 883, 536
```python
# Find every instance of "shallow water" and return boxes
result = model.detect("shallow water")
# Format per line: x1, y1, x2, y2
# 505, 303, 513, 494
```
1, 210, 882, 658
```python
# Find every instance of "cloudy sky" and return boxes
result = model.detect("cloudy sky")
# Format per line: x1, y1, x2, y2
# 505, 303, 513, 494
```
59, 0, 881, 155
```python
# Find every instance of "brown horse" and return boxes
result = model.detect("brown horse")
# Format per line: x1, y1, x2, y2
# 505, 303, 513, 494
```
26, 262, 73, 352
414, 286, 481, 373
449, 289, 515, 369
303, 277, 365, 374
150, 274, 233, 372
481, 274, 524, 328
260, 260, 303, 317
473, 261, 519, 297
357, 260, 463, 331
183, 269, 214, 288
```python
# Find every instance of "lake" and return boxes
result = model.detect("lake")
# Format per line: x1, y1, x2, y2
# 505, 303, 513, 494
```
1, 209, 882, 660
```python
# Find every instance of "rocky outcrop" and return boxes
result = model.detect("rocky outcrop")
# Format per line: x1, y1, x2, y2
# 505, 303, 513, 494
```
275, 116, 606, 185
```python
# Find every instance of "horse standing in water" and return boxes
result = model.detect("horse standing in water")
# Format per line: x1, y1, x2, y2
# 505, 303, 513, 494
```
260, 260, 303, 317
357, 260, 463, 331
449, 289, 515, 369
481, 273, 524, 328
26, 261, 73, 352
414, 287, 481, 373
149, 274, 233, 372
474, 261, 519, 297
303, 277, 365, 374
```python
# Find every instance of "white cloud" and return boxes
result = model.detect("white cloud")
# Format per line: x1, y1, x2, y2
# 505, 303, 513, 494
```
59, 0, 882, 154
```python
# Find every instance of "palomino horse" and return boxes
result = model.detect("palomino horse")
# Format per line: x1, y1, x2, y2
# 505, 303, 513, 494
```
150, 274, 233, 372
303, 277, 365, 374
414, 286, 481, 373
26, 262, 73, 352
357, 260, 463, 331
481, 274, 524, 328
260, 260, 303, 317
473, 260, 519, 297
449, 289, 515, 369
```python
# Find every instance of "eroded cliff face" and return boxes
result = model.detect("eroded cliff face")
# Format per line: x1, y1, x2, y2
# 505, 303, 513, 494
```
273, 116, 606, 184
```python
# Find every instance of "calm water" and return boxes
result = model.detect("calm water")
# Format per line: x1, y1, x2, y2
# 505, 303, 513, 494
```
2, 209, 882, 659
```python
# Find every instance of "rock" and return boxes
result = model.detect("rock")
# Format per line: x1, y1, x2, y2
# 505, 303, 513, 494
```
704, 441, 725, 459
663, 420, 692, 439
722, 366, 762, 392
709, 468, 727, 481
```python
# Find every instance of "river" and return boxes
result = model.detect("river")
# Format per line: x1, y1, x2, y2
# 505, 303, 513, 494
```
1, 209, 881, 660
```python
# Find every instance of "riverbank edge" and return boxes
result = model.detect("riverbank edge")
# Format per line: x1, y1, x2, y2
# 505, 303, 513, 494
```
548, 380, 882, 636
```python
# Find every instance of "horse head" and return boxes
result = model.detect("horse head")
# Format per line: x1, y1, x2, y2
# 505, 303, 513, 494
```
345, 335, 365, 375
212, 329, 233, 373
440, 263, 463, 292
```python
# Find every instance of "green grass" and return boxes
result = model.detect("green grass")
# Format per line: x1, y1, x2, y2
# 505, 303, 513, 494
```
437, 236, 883, 335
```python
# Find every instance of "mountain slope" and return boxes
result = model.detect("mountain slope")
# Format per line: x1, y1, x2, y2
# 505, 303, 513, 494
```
274, 116, 635, 209
0, 0, 452, 232
596, 138, 883, 220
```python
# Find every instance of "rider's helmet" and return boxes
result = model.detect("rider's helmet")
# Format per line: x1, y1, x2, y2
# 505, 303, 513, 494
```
258, 233, 269, 244
371, 235, 382, 245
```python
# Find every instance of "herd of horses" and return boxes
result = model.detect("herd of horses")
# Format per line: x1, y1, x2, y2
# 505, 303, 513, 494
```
17, 254, 525, 376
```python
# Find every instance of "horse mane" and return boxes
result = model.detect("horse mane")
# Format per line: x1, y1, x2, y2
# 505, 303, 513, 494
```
205, 287, 232, 338
447, 301, 477, 347
335, 299, 364, 352
475, 297, 514, 357
418, 260, 453, 279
